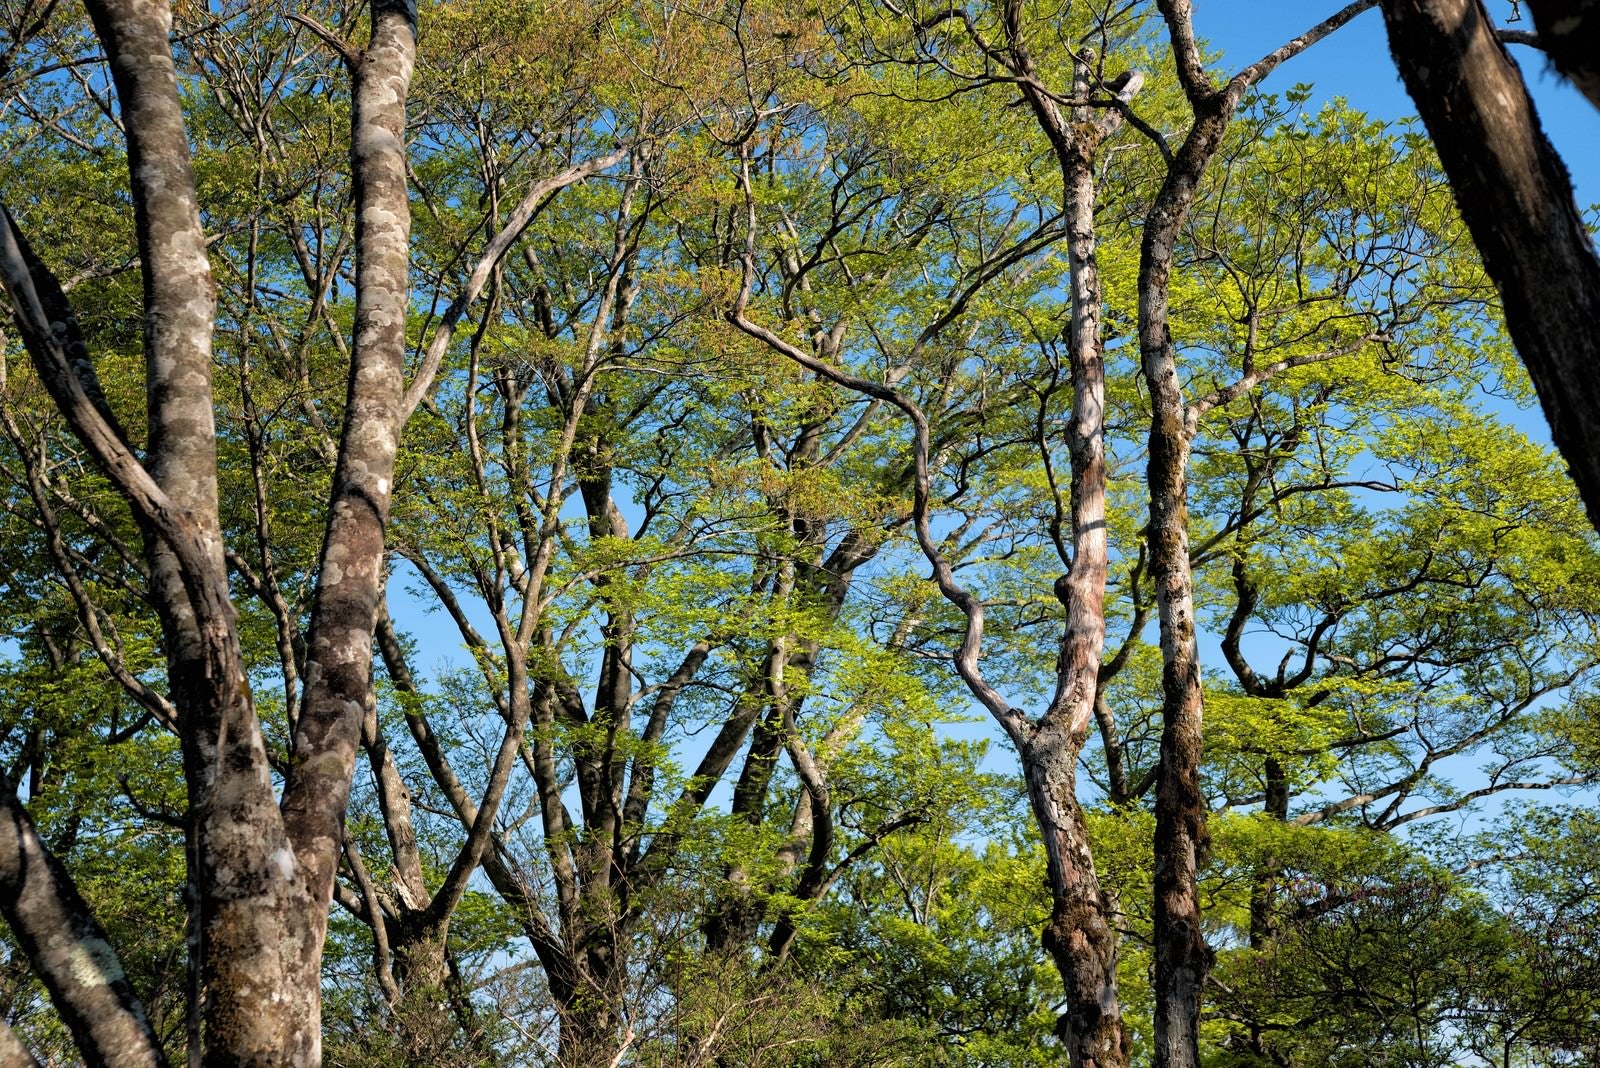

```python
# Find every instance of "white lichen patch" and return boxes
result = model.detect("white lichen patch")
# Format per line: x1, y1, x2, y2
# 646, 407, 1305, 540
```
269, 846, 297, 881
68, 936, 125, 988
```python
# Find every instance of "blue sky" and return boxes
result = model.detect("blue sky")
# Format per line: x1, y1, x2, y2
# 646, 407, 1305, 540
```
1199, 0, 1599, 204
383, 2, 1600, 829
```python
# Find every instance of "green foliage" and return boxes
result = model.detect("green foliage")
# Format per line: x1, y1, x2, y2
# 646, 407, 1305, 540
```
0, 1, 1595, 1064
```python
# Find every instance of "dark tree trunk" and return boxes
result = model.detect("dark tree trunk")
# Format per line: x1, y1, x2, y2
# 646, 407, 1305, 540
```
1383, 0, 1600, 531
1139, 119, 1217, 1068
1137, 5, 1378, 1060
1524, 0, 1600, 109
1249, 758, 1291, 947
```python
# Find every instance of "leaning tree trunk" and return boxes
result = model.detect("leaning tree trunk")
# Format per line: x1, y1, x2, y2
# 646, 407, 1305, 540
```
1382, 0, 1600, 532
1522, 0, 1600, 109
0, 774, 165, 1067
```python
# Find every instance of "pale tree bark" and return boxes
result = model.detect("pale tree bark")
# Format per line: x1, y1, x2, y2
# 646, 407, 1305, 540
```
74, 4, 319, 1060
303, 130, 628, 1059
341, 145, 647, 1062
1021, 105, 1127, 1068
0, 0, 426, 1061
1381, 0, 1600, 533
876, 8, 1139, 1059
1139, 5, 1377, 1065
0, 109, 308, 1068
727, 29, 1136, 1043
277, 3, 418, 1048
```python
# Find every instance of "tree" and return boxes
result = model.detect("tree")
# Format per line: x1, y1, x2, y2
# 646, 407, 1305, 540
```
0, 1, 1595, 1064
0, 0, 431, 1058
1379, 0, 1600, 532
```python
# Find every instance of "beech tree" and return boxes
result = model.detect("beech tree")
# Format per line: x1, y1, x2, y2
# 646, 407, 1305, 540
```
0, 0, 429, 1059
0, 1, 1595, 1066
0, 0, 620, 1059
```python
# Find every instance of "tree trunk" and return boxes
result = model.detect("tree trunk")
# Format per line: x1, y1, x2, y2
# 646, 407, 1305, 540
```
1249, 758, 1290, 947
387, 921, 463, 1062
1012, 45, 1130, 1063
1140, 171, 1212, 1066
1025, 724, 1127, 1068
1524, 0, 1600, 109
0, 1021, 38, 1068
50, 1, 318, 1060
1019, 111, 1128, 1064
1382, 0, 1600, 531
0, 775, 166, 1067
278, 1, 418, 1055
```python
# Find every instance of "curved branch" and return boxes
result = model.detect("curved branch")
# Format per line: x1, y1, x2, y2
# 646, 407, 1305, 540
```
726, 145, 1030, 748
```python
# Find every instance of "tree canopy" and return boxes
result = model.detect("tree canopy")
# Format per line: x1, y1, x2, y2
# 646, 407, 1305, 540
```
0, 0, 1594, 1066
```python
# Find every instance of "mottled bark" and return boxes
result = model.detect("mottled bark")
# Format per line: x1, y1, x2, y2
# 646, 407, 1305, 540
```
2, 0, 310, 1051
1026, 724, 1125, 1068
1381, 0, 1600, 532
4, 0, 435, 1061
1138, 6, 1376, 1063
1138, 84, 1217, 1066
1012, 33, 1129, 1065
0, 776, 165, 1068
80, 0, 220, 568
85, 0, 317, 1055
1034, 151, 1127, 1068
729, 34, 1134, 1054
278, 0, 417, 1049
1140, 385, 1208, 1068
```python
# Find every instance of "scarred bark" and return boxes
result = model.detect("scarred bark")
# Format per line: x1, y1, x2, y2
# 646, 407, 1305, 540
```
1381, 0, 1600, 532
